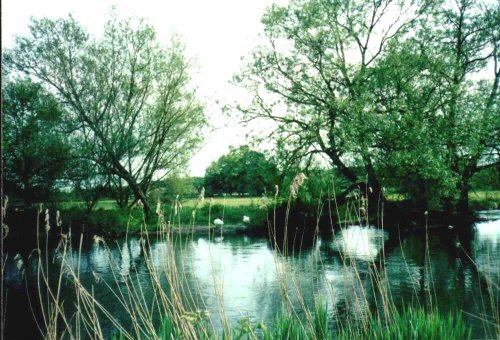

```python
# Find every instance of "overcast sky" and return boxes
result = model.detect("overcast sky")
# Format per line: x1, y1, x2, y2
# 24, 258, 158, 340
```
2, 0, 285, 176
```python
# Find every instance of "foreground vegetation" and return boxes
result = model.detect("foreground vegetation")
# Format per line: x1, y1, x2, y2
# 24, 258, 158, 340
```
111, 303, 471, 340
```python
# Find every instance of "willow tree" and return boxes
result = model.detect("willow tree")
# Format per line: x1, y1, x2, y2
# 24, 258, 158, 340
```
4, 15, 206, 216
234, 0, 430, 203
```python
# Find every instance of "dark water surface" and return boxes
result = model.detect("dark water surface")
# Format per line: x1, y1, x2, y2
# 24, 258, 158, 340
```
4, 212, 500, 339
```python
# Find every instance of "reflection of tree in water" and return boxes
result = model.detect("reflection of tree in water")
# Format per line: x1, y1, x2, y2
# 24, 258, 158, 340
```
5, 219, 499, 338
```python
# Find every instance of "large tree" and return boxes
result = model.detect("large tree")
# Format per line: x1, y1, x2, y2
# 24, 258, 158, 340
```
432, 0, 499, 212
234, 0, 429, 204
3, 78, 69, 207
4, 15, 206, 217
369, 0, 499, 212
204, 145, 279, 196
236, 0, 499, 212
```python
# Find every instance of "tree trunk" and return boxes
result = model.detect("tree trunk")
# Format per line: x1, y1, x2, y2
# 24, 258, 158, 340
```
22, 175, 32, 209
117, 169, 151, 218
363, 154, 385, 205
415, 178, 429, 213
456, 181, 470, 215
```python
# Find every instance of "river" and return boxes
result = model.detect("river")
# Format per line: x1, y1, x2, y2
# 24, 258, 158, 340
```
4, 211, 500, 339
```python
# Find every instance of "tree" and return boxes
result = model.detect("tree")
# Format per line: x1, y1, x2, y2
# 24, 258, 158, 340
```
4, 14, 206, 217
431, 0, 499, 213
204, 145, 279, 196
234, 0, 430, 204
370, 0, 499, 212
235, 0, 499, 212
68, 159, 111, 212
3, 78, 69, 207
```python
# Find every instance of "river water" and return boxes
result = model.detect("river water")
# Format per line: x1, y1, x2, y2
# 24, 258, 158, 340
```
4, 212, 500, 339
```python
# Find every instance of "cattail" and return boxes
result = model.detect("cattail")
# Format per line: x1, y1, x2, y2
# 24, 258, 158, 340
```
56, 210, 62, 228
198, 187, 205, 203
259, 193, 269, 210
92, 271, 102, 284
93, 235, 104, 244
14, 253, 24, 272
1, 196, 8, 218
290, 172, 307, 199
45, 209, 51, 232
156, 199, 162, 216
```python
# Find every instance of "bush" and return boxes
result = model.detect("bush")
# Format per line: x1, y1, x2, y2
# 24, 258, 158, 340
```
60, 207, 148, 236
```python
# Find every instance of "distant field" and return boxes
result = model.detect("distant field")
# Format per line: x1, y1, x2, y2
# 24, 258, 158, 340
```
385, 190, 500, 204
61, 196, 263, 210
59, 190, 500, 211
182, 196, 261, 207
60, 200, 118, 210
469, 190, 500, 201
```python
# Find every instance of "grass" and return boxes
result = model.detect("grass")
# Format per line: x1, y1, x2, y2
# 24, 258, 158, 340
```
59, 199, 118, 210
55, 190, 500, 236
57, 196, 270, 236
60, 197, 263, 211
121, 303, 471, 340
469, 190, 500, 210
182, 196, 261, 208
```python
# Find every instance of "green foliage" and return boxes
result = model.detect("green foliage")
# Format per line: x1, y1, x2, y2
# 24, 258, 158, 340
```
4, 13, 206, 216
155, 177, 202, 200
60, 207, 147, 236
3, 77, 70, 207
341, 307, 471, 340
135, 303, 471, 340
204, 145, 279, 196
471, 167, 500, 191
235, 0, 500, 211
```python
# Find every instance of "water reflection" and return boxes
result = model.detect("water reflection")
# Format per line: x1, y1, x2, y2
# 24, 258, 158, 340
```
473, 219, 500, 279
5, 219, 500, 338
330, 225, 388, 261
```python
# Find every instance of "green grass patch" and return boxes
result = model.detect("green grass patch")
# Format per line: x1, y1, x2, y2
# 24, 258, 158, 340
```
166, 201, 268, 227
469, 190, 500, 210
182, 196, 261, 208
111, 303, 471, 340
341, 307, 471, 340
59, 199, 119, 210
58, 196, 270, 236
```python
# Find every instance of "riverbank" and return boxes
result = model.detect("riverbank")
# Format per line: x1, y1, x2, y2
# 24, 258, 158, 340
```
4, 191, 499, 240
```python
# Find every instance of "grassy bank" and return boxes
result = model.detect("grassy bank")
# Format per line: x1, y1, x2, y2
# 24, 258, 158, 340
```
469, 190, 500, 210
58, 197, 270, 236
111, 303, 471, 340
51, 190, 500, 236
